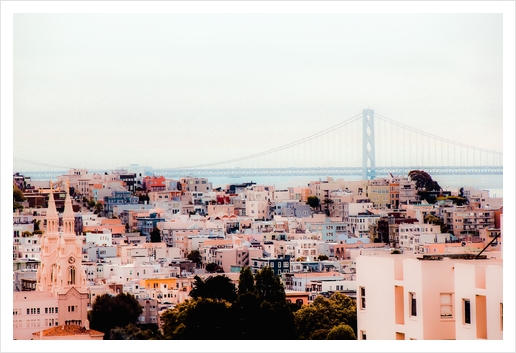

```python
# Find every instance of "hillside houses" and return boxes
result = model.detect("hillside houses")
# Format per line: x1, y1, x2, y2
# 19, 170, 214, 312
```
12, 170, 503, 340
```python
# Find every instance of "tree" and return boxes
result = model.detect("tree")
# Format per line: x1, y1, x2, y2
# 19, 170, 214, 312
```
424, 214, 448, 233
33, 219, 41, 232
109, 323, 162, 340
88, 199, 96, 208
149, 226, 161, 243
161, 298, 235, 340
326, 324, 356, 340
189, 275, 237, 303
205, 262, 221, 273
237, 267, 255, 295
95, 202, 103, 214
306, 196, 320, 209
13, 186, 26, 202
88, 293, 143, 339
408, 170, 441, 191
294, 292, 357, 340
317, 254, 329, 261
437, 195, 468, 206
322, 198, 334, 216
255, 266, 286, 304
187, 250, 202, 268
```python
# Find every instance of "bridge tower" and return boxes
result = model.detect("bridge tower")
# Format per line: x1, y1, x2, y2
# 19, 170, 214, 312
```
362, 109, 376, 180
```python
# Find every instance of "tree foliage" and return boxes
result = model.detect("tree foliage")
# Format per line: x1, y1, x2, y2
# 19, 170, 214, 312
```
237, 266, 255, 295
187, 250, 202, 266
306, 196, 320, 209
161, 266, 296, 340
88, 293, 143, 339
13, 186, 26, 202
110, 323, 162, 340
436, 195, 468, 206
317, 254, 329, 261
408, 170, 441, 191
424, 214, 448, 233
150, 226, 162, 243
189, 275, 237, 303
255, 266, 287, 304
161, 297, 236, 340
294, 292, 357, 340
326, 324, 356, 340
205, 262, 222, 273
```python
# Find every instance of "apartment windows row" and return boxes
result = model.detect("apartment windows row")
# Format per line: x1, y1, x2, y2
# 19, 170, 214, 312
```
26, 308, 40, 315
359, 287, 454, 320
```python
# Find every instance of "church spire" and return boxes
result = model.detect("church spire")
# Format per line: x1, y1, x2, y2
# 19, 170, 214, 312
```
62, 180, 75, 235
46, 187, 59, 234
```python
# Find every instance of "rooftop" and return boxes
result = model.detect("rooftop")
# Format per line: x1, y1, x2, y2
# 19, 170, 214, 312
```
35, 324, 104, 337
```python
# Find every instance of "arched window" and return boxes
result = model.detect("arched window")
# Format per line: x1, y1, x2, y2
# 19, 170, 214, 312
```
296, 299, 304, 306
67, 266, 76, 285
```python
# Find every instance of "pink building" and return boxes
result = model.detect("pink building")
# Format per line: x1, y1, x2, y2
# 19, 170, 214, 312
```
13, 189, 100, 340
356, 253, 502, 340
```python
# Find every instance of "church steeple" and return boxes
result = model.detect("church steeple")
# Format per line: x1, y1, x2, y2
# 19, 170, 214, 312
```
62, 181, 75, 235
46, 186, 59, 234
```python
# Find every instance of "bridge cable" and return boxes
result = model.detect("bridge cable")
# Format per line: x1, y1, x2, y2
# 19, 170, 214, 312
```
170, 113, 363, 169
375, 114, 502, 156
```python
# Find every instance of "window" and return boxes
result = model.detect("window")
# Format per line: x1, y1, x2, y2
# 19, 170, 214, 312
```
361, 330, 367, 340
409, 292, 417, 317
463, 299, 471, 325
359, 287, 366, 310
440, 293, 453, 318
500, 303, 503, 331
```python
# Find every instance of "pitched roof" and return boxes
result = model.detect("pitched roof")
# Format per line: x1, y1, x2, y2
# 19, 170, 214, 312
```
36, 324, 104, 337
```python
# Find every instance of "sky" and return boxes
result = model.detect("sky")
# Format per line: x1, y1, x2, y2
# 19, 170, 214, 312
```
2, 1, 515, 352
9, 6, 507, 171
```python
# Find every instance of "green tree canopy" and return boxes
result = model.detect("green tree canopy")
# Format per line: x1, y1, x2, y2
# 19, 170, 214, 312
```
326, 324, 357, 340
306, 196, 320, 209
408, 170, 441, 191
436, 195, 468, 206
161, 298, 235, 340
13, 186, 26, 202
187, 250, 203, 266
424, 214, 448, 233
317, 254, 329, 261
237, 266, 255, 295
205, 262, 222, 273
189, 275, 237, 303
150, 226, 161, 243
294, 292, 357, 340
254, 266, 286, 304
109, 323, 162, 340
88, 293, 143, 340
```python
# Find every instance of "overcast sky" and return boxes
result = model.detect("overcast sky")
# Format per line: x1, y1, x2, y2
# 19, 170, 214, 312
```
11, 10, 505, 170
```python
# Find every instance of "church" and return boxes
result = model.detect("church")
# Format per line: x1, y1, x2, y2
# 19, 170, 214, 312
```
13, 183, 104, 340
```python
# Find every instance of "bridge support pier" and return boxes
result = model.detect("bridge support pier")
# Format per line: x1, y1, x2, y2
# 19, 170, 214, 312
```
362, 109, 376, 180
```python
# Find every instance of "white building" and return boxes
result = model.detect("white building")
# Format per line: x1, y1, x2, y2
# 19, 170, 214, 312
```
355, 252, 502, 340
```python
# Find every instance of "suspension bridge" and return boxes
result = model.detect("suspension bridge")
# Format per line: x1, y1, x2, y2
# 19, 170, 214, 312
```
14, 109, 503, 180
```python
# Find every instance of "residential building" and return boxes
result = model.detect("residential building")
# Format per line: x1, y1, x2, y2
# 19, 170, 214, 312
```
355, 253, 502, 340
